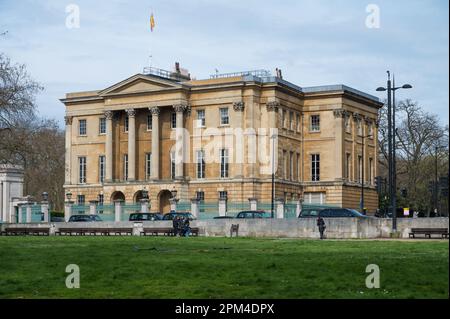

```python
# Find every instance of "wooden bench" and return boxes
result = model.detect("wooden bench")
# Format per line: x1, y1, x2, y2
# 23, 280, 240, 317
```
2, 227, 50, 236
409, 228, 449, 239
55, 228, 133, 236
140, 227, 199, 236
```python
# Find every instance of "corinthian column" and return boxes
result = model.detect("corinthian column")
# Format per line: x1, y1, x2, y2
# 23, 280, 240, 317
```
149, 107, 160, 179
173, 104, 187, 179
126, 108, 136, 181
64, 116, 73, 185
105, 111, 114, 182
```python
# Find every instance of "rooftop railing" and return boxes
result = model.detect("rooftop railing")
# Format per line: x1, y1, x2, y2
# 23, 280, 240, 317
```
210, 69, 271, 79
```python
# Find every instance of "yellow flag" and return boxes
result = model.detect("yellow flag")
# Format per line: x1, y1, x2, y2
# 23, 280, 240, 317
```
150, 13, 155, 32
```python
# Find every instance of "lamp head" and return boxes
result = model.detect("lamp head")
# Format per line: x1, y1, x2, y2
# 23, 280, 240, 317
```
402, 84, 412, 89
376, 87, 386, 92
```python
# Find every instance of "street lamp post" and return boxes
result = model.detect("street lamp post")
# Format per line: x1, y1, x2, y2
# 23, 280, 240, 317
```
270, 133, 277, 219
434, 145, 445, 215
360, 134, 372, 213
376, 72, 412, 232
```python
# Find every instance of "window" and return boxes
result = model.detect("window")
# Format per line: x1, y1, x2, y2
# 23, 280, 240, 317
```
296, 153, 300, 180
311, 154, 320, 181
79, 119, 87, 136
77, 195, 85, 205
304, 192, 326, 204
78, 157, 86, 184
220, 149, 229, 178
99, 118, 106, 134
170, 151, 176, 179
358, 155, 362, 183
289, 111, 294, 130
99, 155, 105, 183
282, 150, 287, 179
345, 153, 351, 180
98, 194, 104, 205
368, 123, 373, 137
145, 153, 152, 180
289, 151, 294, 180
196, 150, 205, 179
171, 112, 177, 129
123, 154, 128, 181
219, 191, 228, 200
196, 191, 205, 201
124, 116, 129, 132
147, 114, 152, 130
310, 115, 320, 132
220, 108, 229, 125
369, 158, 373, 185
282, 110, 287, 128
296, 113, 301, 132
197, 110, 205, 127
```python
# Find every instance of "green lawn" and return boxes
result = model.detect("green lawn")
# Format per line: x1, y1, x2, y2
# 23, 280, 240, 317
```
0, 237, 448, 299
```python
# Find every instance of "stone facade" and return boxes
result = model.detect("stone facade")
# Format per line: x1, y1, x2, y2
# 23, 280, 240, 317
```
0, 164, 24, 222
61, 70, 382, 214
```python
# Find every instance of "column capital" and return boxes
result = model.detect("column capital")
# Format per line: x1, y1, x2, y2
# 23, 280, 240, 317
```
104, 110, 114, 120
266, 101, 280, 112
126, 108, 136, 117
352, 112, 363, 121
64, 116, 73, 125
364, 116, 374, 125
149, 106, 160, 115
233, 101, 245, 112
333, 109, 350, 118
173, 104, 188, 113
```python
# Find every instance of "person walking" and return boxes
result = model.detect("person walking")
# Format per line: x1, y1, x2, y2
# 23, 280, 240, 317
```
182, 216, 191, 237
172, 215, 180, 236
317, 216, 326, 240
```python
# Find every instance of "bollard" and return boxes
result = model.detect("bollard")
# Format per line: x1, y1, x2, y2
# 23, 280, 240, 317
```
140, 199, 149, 213
41, 201, 49, 223
64, 201, 74, 222
275, 198, 285, 219
114, 200, 123, 222
190, 198, 199, 218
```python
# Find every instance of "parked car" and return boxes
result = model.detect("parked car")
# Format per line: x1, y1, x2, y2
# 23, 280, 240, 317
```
236, 210, 271, 219
162, 212, 196, 221
298, 208, 367, 218
129, 213, 162, 221
68, 214, 103, 222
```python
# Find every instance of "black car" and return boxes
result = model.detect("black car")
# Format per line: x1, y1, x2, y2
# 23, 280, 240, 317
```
162, 212, 196, 221
298, 208, 367, 218
50, 216, 66, 222
236, 210, 270, 219
213, 216, 234, 219
129, 213, 162, 221
68, 214, 103, 222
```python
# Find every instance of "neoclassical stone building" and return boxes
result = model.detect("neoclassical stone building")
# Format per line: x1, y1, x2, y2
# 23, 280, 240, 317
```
61, 67, 382, 214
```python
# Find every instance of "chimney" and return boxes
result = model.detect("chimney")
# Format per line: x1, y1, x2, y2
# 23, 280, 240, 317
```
276, 68, 283, 79
175, 62, 181, 73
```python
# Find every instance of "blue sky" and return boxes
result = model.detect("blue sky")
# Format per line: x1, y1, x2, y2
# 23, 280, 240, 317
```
1, 0, 448, 126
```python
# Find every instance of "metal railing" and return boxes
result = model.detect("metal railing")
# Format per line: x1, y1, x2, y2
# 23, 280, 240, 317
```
210, 69, 271, 79
142, 66, 188, 81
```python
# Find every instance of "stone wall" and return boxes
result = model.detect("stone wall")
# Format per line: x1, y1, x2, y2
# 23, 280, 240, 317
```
1, 218, 448, 239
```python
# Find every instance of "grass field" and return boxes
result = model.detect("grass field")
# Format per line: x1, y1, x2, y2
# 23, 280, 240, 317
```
0, 237, 448, 299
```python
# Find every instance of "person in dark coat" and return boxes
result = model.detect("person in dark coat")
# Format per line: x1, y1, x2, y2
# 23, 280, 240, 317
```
172, 216, 180, 236
182, 217, 191, 237
317, 216, 326, 240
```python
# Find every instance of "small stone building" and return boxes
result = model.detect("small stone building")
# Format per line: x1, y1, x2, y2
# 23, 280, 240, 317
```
0, 164, 25, 223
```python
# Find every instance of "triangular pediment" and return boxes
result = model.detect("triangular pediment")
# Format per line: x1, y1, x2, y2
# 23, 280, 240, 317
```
99, 74, 184, 96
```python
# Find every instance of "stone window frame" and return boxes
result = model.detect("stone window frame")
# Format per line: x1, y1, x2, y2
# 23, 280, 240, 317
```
145, 153, 152, 180
170, 151, 176, 179
220, 148, 229, 178
197, 109, 206, 128
98, 155, 105, 183
196, 149, 206, 179
219, 107, 229, 126
78, 156, 87, 184
345, 152, 351, 180
171, 112, 177, 129
309, 115, 320, 132
289, 151, 294, 181
99, 117, 106, 135
123, 154, 128, 181
124, 115, 129, 133
289, 111, 294, 131
146, 114, 152, 131
78, 119, 87, 136
311, 153, 320, 182
296, 113, 301, 133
